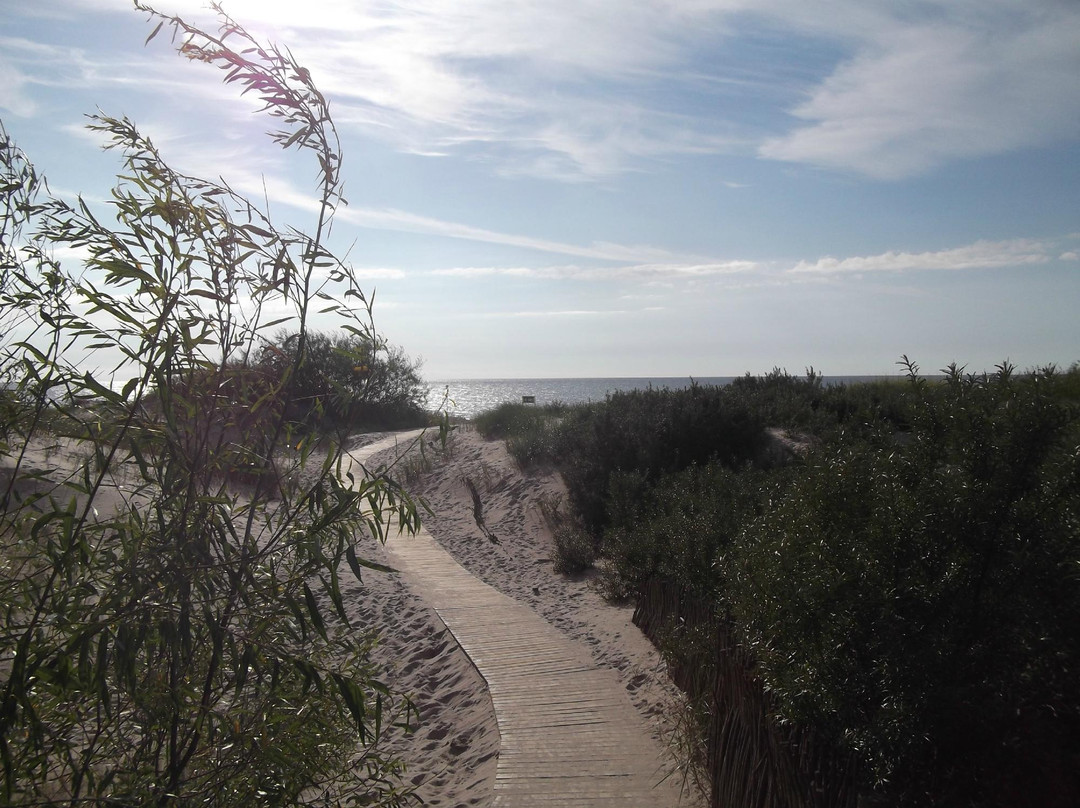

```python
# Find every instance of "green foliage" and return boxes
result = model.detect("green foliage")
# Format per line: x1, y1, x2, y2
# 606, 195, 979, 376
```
725, 366, 917, 437
553, 384, 767, 535
473, 401, 566, 468
488, 363, 1080, 806
260, 330, 428, 432
552, 517, 596, 578
551, 522, 596, 575
724, 366, 828, 430
473, 401, 546, 439
0, 6, 420, 805
600, 464, 768, 601
728, 364, 1080, 804
535, 493, 596, 576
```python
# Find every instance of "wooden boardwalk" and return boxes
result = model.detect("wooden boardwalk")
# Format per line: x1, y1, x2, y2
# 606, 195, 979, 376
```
350, 433, 688, 807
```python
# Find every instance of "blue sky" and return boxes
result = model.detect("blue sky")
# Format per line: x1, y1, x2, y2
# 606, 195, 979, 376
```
3, 0, 1078, 379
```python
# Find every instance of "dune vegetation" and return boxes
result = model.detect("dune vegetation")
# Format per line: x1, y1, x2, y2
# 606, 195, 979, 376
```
477, 361, 1080, 808
0, 5, 431, 804
4, 1, 1077, 805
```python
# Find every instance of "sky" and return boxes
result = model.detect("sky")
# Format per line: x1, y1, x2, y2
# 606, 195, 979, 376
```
2, 0, 1078, 379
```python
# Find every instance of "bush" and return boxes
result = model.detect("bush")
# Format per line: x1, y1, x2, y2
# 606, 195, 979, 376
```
523, 363, 1080, 806
725, 366, 828, 430
553, 384, 766, 536
474, 401, 568, 468
727, 364, 1080, 805
0, 7, 419, 804
259, 330, 428, 431
552, 522, 597, 575
536, 493, 595, 575
474, 401, 545, 439
601, 463, 769, 602
725, 366, 918, 438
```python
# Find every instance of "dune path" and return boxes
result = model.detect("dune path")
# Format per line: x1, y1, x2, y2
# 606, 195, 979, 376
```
348, 431, 687, 807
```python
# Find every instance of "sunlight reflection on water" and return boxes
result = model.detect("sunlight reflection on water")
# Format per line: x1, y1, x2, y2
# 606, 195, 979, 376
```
427, 376, 898, 419
426, 377, 733, 420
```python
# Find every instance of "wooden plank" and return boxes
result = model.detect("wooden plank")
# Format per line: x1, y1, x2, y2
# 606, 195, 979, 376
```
348, 433, 690, 807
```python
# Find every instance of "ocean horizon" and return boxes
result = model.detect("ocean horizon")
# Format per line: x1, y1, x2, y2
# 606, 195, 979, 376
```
426, 375, 900, 420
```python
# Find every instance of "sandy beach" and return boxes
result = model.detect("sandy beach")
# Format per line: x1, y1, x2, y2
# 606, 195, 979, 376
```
357, 425, 703, 807
2, 426, 701, 806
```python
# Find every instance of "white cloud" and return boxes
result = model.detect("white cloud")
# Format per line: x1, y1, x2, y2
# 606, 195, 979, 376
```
0, 57, 37, 117
35, 137, 695, 268
494, 309, 631, 318
19, 0, 1080, 184
332, 205, 698, 264
788, 238, 1055, 274
351, 267, 408, 280
47, 243, 94, 267
430, 260, 758, 282
642, 260, 757, 277
256, 0, 1080, 180
431, 267, 536, 278
476, 303, 672, 318
760, 4, 1080, 178
33, 0, 747, 181
1059, 252, 1079, 262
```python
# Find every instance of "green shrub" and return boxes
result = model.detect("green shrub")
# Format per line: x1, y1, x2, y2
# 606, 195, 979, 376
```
554, 384, 766, 535
552, 522, 597, 575
536, 493, 595, 575
544, 362, 1080, 806
0, 7, 419, 804
725, 366, 829, 430
474, 401, 539, 439
601, 463, 769, 602
725, 367, 918, 439
258, 331, 428, 431
727, 364, 1080, 805
474, 401, 567, 468
505, 418, 560, 468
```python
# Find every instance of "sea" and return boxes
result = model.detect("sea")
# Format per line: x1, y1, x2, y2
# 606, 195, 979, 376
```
426, 376, 897, 420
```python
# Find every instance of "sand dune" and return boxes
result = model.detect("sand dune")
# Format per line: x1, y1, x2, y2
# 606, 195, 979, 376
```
360, 425, 702, 806
2, 427, 700, 806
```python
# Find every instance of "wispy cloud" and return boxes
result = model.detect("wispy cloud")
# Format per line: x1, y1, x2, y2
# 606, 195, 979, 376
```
20, 0, 1080, 182
21, 1, 753, 180
788, 238, 1056, 275
200, 169, 684, 263
484, 309, 634, 318
0, 55, 37, 117
430, 267, 536, 278
332, 208, 698, 264
240, 1, 1080, 180
759, 4, 1080, 178
351, 267, 408, 280
402, 238, 1069, 285
1, 31, 242, 109
431, 260, 759, 281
